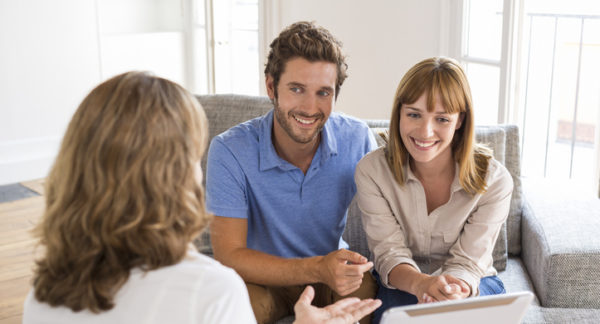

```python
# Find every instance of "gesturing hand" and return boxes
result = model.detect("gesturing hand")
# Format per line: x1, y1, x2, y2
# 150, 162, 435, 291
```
293, 286, 381, 324
317, 249, 373, 296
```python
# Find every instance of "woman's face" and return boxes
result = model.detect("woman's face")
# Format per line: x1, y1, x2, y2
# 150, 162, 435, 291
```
399, 92, 464, 167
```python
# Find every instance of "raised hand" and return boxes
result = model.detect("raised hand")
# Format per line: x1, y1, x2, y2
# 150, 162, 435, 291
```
293, 286, 381, 324
317, 249, 373, 296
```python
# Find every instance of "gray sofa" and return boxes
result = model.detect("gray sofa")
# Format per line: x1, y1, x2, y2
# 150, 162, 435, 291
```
195, 94, 600, 323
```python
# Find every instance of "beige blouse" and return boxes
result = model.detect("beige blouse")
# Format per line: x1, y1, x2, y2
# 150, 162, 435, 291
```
354, 147, 513, 295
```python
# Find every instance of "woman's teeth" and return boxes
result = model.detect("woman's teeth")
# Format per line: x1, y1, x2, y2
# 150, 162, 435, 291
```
414, 139, 436, 148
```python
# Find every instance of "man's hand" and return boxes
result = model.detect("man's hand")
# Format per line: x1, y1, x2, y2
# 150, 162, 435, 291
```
293, 286, 381, 324
416, 274, 470, 303
317, 249, 373, 296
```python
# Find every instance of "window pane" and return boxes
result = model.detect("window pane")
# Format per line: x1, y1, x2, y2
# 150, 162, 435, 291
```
518, 1, 600, 191
465, 63, 500, 125
464, 0, 503, 61
231, 29, 259, 95
193, 27, 208, 94
213, 0, 259, 95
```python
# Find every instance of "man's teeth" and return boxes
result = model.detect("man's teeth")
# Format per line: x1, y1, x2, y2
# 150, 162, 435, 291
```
414, 139, 436, 148
294, 115, 314, 124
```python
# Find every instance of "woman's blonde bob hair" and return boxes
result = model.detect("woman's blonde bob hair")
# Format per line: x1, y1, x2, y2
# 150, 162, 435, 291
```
32, 71, 211, 312
386, 57, 491, 194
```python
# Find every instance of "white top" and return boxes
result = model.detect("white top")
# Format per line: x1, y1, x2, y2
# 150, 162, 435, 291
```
355, 147, 513, 294
23, 250, 256, 324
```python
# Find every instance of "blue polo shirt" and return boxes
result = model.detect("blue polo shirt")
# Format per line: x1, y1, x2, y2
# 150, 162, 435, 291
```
206, 110, 375, 258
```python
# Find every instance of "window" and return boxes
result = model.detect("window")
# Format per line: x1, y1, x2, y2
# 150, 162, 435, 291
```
95, 0, 260, 96
451, 0, 600, 195
191, 0, 259, 95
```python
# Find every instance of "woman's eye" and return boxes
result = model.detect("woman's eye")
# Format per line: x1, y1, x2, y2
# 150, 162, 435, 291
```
407, 113, 420, 118
437, 117, 450, 123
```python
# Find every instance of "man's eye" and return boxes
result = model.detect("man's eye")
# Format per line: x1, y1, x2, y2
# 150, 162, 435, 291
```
290, 87, 302, 93
318, 90, 330, 97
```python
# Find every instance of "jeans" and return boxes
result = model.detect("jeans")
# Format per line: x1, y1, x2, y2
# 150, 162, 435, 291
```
372, 271, 506, 324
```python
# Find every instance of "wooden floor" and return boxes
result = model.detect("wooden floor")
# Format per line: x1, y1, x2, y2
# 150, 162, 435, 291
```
0, 179, 45, 324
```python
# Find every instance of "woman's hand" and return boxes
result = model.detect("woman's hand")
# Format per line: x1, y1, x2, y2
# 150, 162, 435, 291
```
416, 274, 470, 303
293, 285, 381, 324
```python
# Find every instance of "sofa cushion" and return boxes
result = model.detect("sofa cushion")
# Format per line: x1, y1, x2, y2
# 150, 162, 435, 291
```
497, 257, 540, 306
521, 178, 600, 308
475, 126, 508, 270
342, 197, 370, 258
502, 125, 523, 255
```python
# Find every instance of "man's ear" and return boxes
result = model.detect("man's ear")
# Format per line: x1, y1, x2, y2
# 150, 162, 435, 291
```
456, 112, 466, 130
266, 75, 275, 100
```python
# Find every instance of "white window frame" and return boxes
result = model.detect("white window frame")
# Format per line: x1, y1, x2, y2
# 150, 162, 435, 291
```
445, 0, 519, 125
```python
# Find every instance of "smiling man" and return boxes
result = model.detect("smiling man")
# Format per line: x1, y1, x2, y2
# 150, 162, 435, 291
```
206, 22, 377, 324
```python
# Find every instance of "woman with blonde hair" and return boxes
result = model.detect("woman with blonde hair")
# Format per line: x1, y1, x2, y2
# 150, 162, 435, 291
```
354, 57, 512, 323
23, 71, 380, 323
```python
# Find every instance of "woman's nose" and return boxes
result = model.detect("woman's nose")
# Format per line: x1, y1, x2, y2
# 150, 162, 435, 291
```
419, 119, 435, 138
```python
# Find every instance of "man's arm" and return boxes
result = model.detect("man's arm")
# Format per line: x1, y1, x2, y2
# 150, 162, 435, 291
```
211, 216, 373, 296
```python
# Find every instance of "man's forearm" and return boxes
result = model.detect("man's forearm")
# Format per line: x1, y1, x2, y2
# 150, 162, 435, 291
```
219, 247, 324, 286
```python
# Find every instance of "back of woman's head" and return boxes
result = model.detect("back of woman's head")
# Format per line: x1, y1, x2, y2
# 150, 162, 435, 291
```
33, 71, 210, 312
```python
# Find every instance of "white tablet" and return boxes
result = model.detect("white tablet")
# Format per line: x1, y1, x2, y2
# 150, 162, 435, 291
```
380, 291, 534, 324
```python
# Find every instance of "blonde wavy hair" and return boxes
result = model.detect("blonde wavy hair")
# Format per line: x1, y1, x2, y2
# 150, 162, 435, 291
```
386, 57, 492, 195
32, 71, 211, 312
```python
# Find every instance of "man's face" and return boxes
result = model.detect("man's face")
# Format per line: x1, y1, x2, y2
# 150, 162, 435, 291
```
267, 57, 337, 145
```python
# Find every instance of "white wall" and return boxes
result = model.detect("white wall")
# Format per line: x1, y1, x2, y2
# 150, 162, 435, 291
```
0, 0, 102, 185
0, 0, 187, 185
262, 0, 447, 120
0, 0, 447, 185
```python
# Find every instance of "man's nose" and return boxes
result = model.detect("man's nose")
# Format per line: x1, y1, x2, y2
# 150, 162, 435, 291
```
300, 94, 319, 115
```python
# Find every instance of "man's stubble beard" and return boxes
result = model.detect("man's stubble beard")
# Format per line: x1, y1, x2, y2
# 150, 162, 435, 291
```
273, 97, 325, 145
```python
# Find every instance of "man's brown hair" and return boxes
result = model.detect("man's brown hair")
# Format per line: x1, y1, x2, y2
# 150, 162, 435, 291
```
265, 21, 348, 99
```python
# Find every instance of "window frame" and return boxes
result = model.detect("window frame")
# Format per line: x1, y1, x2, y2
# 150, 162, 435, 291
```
446, 0, 600, 197
445, 0, 520, 125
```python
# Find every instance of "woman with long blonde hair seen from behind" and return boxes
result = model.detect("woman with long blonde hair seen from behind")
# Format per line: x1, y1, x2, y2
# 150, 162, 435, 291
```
23, 71, 380, 324
355, 57, 512, 324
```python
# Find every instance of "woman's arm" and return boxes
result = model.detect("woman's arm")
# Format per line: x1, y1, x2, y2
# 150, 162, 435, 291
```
354, 153, 417, 288
442, 161, 514, 295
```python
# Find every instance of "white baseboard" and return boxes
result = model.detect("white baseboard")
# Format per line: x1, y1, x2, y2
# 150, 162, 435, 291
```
0, 137, 61, 185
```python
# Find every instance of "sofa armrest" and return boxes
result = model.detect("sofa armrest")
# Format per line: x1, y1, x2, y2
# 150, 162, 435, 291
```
521, 179, 600, 308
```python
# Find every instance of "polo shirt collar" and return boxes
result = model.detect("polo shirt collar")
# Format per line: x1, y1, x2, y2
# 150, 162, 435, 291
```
320, 116, 338, 164
258, 110, 338, 172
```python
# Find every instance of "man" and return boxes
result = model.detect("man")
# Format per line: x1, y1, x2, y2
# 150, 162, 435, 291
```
206, 21, 377, 324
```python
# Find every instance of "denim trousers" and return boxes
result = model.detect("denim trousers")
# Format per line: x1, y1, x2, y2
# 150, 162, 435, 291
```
372, 271, 506, 324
